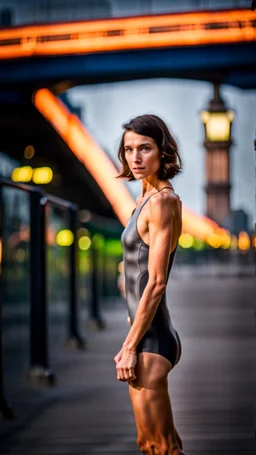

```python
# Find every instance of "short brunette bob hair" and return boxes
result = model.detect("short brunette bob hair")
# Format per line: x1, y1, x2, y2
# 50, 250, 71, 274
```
116, 114, 182, 181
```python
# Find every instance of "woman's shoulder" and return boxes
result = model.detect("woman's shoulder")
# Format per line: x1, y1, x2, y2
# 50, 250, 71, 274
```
150, 186, 181, 212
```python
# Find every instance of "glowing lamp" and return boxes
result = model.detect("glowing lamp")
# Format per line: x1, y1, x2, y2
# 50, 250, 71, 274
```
56, 229, 74, 246
11, 166, 33, 182
200, 110, 234, 142
32, 167, 53, 184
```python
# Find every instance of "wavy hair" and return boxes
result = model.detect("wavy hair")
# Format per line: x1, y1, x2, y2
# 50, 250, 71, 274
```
116, 114, 182, 181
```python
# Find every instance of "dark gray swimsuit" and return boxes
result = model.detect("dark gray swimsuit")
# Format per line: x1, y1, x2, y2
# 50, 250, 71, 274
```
121, 186, 182, 367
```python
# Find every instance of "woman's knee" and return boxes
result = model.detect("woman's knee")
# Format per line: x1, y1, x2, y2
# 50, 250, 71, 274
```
137, 436, 149, 453
137, 439, 170, 455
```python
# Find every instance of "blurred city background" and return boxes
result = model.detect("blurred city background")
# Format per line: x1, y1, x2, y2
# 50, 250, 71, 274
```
0, 1, 255, 454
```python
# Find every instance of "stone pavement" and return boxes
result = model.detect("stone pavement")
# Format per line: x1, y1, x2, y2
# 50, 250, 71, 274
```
1, 276, 256, 455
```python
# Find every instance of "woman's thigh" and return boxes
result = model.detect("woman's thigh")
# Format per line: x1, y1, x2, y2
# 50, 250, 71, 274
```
129, 352, 175, 443
131, 351, 172, 390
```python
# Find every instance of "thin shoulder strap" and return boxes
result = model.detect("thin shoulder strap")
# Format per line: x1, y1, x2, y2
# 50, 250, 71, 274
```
137, 186, 174, 212
158, 186, 174, 192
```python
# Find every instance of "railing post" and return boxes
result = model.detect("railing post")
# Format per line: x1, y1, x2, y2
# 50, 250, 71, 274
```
28, 190, 55, 385
66, 205, 86, 349
254, 132, 256, 277
0, 184, 14, 419
90, 238, 105, 329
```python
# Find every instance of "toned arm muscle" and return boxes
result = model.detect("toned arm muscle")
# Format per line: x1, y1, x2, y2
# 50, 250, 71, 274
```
123, 191, 176, 351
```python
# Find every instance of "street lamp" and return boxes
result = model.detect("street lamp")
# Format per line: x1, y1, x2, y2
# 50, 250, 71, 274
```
200, 83, 234, 228
200, 110, 234, 143
200, 83, 234, 144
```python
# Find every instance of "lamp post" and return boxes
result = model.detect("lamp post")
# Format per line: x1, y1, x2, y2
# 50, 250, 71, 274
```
200, 83, 234, 228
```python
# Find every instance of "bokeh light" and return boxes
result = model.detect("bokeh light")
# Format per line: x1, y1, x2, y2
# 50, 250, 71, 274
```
179, 233, 193, 249
33, 167, 53, 184
238, 231, 250, 251
24, 145, 35, 159
78, 235, 91, 251
11, 166, 33, 182
56, 229, 74, 246
207, 233, 221, 249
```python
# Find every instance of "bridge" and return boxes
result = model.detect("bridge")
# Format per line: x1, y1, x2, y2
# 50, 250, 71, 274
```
0, 7, 255, 239
0, 8, 255, 89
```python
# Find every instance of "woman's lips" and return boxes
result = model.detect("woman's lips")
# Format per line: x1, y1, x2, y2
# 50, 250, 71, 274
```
133, 168, 144, 172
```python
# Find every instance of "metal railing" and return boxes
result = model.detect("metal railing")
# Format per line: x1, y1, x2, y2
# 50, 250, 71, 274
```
0, 178, 85, 419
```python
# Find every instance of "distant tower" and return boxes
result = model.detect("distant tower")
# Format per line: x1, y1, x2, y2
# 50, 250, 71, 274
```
200, 84, 234, 228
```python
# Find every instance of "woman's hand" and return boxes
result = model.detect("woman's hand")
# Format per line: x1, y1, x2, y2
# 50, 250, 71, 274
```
114, 346, 137, 382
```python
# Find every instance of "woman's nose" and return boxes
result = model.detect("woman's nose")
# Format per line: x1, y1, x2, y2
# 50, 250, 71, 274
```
132, 152, 141, 163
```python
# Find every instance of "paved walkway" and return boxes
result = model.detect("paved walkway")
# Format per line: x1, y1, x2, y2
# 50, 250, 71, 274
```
1, 276, 256, 455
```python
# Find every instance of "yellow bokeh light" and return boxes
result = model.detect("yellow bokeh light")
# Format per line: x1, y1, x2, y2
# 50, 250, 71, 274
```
230, 234, 237, 250
207, 233, 221, 248
78, 235, 91, 251
33, 167, 53, 184
220, 232, 231, 249
24, 145, 35, 159
179, 233, 193, 248
11, 166, 33, 182
56, 229, 74, 246
238, 231, 250, 251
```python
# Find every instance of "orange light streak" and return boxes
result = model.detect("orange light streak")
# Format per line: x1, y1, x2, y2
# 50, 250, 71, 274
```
0, 9, 255, 59
33, 88, 226, 241
34, 88, 134, 226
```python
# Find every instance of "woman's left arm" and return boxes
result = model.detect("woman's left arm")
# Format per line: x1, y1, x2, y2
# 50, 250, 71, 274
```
123, 192, 176, 351
114, 192, 177, 381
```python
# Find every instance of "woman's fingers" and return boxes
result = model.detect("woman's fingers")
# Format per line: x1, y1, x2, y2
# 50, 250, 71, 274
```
123, 368, 130, 381
114, 348, 123, 364
114, 354, 119, 364
116, 366, 136, 382
115, 349, 137, 381
128, 367, 136, 380
117, 365, 125, 381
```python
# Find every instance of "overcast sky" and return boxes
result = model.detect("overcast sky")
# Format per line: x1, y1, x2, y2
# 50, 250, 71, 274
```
69, 79, 256, 229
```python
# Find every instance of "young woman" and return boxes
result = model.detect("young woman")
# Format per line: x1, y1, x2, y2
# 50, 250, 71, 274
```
114, 114, 185, 455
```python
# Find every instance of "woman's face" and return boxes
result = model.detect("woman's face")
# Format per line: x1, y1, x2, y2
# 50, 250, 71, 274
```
124, 131, 161, 180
